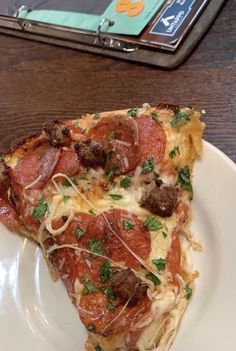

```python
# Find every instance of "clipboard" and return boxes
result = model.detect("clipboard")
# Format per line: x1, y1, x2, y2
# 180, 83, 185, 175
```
0, 0, 226, 69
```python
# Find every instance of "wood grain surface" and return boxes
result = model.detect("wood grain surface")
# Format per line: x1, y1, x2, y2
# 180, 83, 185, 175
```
0, 0, 235, 162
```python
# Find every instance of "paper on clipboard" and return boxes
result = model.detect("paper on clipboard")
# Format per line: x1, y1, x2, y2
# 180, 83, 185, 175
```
10, 0, 165, 35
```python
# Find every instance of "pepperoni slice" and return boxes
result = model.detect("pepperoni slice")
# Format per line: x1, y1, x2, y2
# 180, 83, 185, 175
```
13, 143, 60, 189
84, 209, 151, 270
44, 213, 94, 294
79, 290, 150, 335
0, 196, 20, 231
167, 230, 181, 278
53, 144, 83, 177
88, 115, 141, 174
136, 115, 166, 166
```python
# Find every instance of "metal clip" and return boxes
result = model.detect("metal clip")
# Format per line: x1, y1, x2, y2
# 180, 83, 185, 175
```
16, 5, 32, 31
95, 18, 138, 53
95, 18, 114, 47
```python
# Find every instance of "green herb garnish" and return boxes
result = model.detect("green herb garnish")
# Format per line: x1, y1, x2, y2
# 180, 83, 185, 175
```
82, 275, 97, 295
75, 226, 84, 239
103, 286, 116, 300
32, 197, 48, 219
123, 220, 134, 231
89, 238, 104, 255
100, 260, 113, 283
107, 302, 116, 311
141, 156, 154, 173
63, 195, 70, 203
144, 217, 163, 231
61, 178, 72, 187
79, 176, 88, 180
88, 209, 96, 216
127, 107, 138, 117
147, 273, 161, 286
93, 112, 100, 120
152, 258, 166, 271
169, 146, 180, 159
105, 164, 119, 181
184, 285, 193, 300
162, 231, 167, 238
95, 345, 103, 351
120, 176, 131, 189
151, 111, 160, 122
171, 111, 191, 128
176, 165, 193, 199
87, 323, 96, 332
109, 194, 122, 200
107, 130, 115, 141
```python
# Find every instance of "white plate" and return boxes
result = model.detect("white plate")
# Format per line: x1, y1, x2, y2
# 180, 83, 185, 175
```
0, 141, 236, 351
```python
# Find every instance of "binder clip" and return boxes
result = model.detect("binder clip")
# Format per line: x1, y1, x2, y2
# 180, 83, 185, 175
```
16, 5, 32, 31
95, 18, 137, 52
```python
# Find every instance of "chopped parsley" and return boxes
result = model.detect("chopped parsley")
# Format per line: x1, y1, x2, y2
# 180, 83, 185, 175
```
151, 111, 160, 122
87, 323, 96, 332
147, 273, 161, 286
184, 285, 193, 300
102, 286, 116, 300
171, 110, 191, 128
162, 231, 167, 238
109, 194, 122, 200
107, 130, 115, 141
82, 275, 97, 295
88, 209, 96, 216
144, 217, 163, 231
89, 238, 104, 255
152, 258, 166, 271
63, 195, 70, 203
105, 165, 119, 181
127, 107, 138, 117
176, 165, 193, 199
100, 260, 113, 283
32, 197, 48, 220
107, 302, 116, 311
141, 156, 154, 173
123, 219, 134, 231
75, 226, 84, 239
61, 178, 72, 187
95, 345, 103, 351
169, 146, 180, 159
120, 176, 131, 189
78, 176, 88, 180
93, 112, 100, 120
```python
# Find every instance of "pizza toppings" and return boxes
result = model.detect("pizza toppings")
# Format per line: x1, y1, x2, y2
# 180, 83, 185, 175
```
0, 196, 20, 231
88, 115, 141, 174
53, 145, 83, 177
12, 143, 60, 189
74, 139, 109, 168
136, 114, 166, 166
111, 269, 147, 306
140, 183, 178, 217
43, 120, 71, 147
0, 107, 204, 350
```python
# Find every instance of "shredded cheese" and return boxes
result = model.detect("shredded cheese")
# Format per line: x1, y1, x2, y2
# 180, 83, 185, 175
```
24, 175, 42, 190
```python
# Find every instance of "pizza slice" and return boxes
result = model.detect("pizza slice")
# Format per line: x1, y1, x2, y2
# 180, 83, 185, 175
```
0, 104, 204, 351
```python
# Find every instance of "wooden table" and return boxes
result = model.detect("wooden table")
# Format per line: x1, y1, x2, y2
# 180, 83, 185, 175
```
0, 0, 235, 162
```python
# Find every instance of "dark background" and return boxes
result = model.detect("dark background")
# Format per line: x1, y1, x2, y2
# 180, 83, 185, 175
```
0, 0, 112, 16
0, 1, 235, 162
